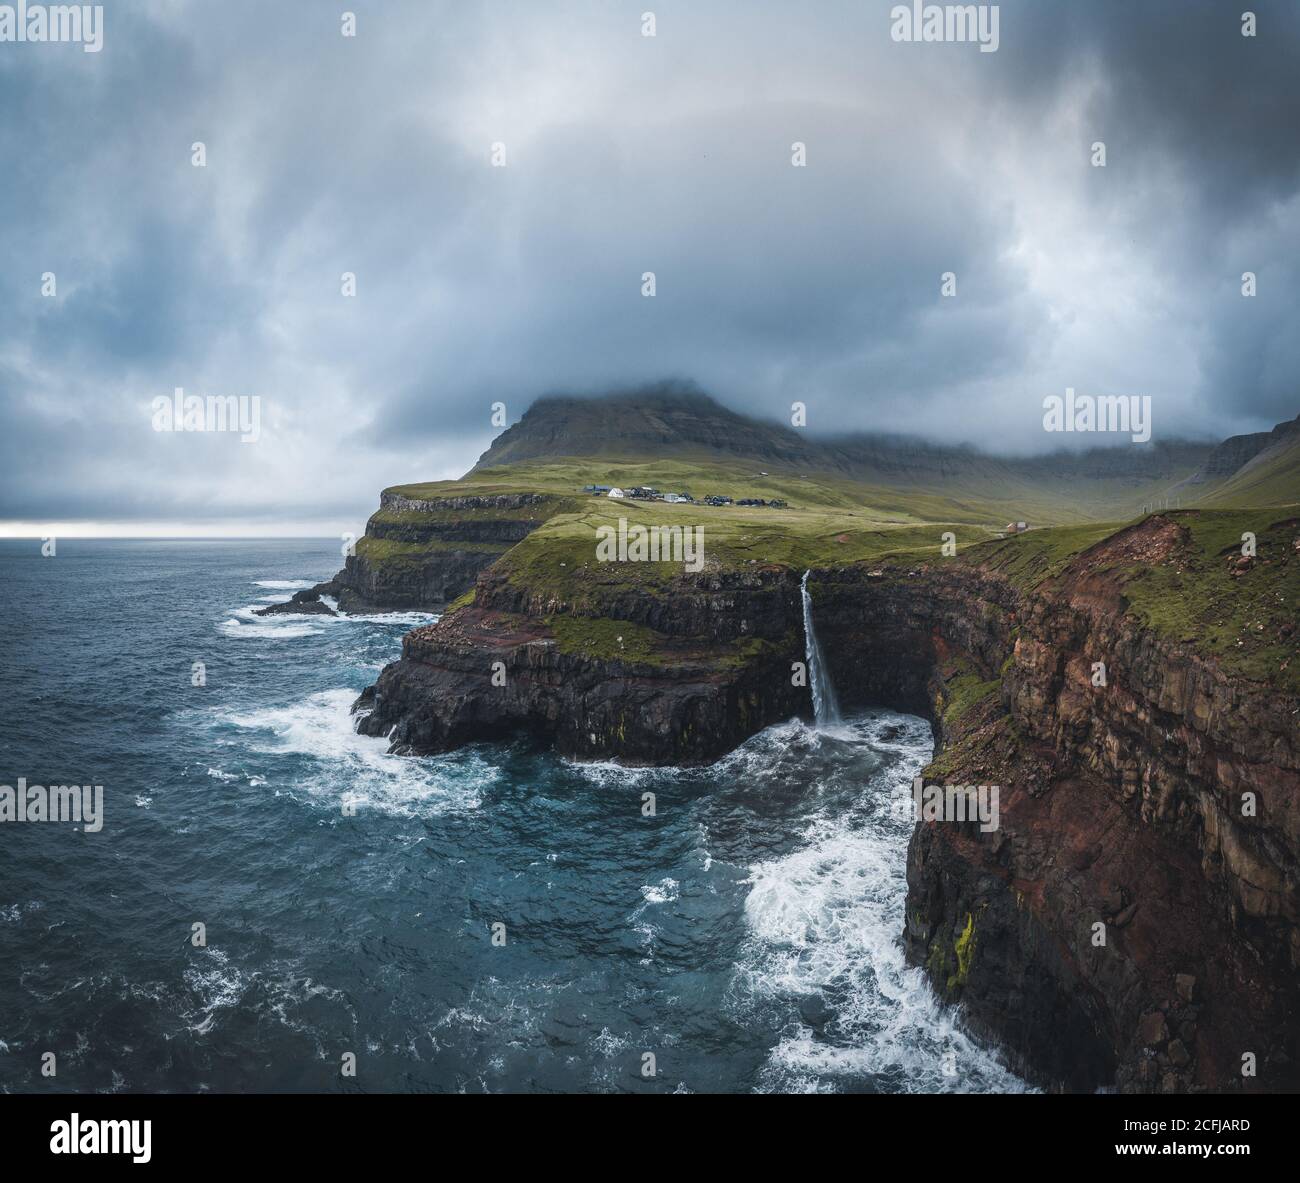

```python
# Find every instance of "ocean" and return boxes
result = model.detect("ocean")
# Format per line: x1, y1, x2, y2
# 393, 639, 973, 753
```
0, 539, 1026, 1093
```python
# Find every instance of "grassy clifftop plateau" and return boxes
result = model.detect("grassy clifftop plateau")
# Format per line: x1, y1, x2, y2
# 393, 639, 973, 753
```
388, 452, 1295, 692
341, 426, 1297, 691
485, 502, 1295, 688
393, 453, 1230, 527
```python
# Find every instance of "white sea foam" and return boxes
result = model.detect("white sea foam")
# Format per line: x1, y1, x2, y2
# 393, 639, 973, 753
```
564, 716, 835, 782
733, 717, 1029, 1094
217, 688, 492, 818
253, 579, 315, 589
1, 901, 42, 925
183, 947, 247, 1035
181, 948, 349, 1044
716, 716, 849, 779
592, 1027, 630, 1058
218, 616, 323, 640
639, 878, 680, 905
238, 596, 437, 631
202, 767, 269, 790
325, 609, 438, 627
564, 756, 689, 788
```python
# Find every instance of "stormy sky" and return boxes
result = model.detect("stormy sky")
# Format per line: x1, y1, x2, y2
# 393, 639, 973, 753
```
1, 0, 1297, 535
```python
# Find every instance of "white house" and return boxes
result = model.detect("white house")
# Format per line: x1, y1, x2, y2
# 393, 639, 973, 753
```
607, 487, 625, 499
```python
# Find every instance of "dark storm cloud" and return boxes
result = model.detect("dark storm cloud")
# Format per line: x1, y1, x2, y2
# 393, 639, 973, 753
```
970, 0, 1300, 427
991, 0, 1300, 218
0, 0, 1296, 529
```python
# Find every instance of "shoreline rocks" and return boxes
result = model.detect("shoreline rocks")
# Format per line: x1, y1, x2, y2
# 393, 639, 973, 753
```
253, 589, 337, 617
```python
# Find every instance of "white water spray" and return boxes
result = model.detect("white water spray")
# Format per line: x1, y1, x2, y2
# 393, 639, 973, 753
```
801, 570, 842, 729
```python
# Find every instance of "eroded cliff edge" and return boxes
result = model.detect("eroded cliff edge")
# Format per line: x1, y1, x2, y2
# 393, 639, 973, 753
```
301, 490, 568, 612
353, 511, 1299, 1092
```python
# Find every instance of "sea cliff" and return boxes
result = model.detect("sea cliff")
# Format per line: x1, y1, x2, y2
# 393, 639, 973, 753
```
351, 508, 1300, 1092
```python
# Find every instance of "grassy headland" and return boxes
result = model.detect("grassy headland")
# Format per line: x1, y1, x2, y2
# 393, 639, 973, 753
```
363, 451, 1297, 690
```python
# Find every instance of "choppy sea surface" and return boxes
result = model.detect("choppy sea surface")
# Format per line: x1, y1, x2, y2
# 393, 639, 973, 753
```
0, 539, 1026, 1093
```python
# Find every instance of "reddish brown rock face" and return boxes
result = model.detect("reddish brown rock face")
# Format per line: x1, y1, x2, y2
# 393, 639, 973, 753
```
354, 524, 1300, 1092
821, 529, 1298, 1094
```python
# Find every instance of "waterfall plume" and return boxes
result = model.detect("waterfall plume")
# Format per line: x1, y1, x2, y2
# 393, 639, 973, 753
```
801, 570, 842, 730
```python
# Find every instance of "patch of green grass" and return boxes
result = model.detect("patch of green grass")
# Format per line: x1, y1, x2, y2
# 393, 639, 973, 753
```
1117, 511, 1299, 690
962, 521, 1129, 591
938, 668, 1001, 729
443, 589, 475, 615
544, 614, 671, 665
492, 502, 1001, 603
384, 457, 1132, 528
492, 512, 679, 607
960, 511, 1298, 689
946, 912, 977, 995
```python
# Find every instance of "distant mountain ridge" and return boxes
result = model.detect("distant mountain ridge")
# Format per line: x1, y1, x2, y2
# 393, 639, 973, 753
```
470, 385, 1297, 512
1192, 413, 1300, 479
474, 385, 822, 471
472, 384, 1215, 481
1184, 415, 1300, 508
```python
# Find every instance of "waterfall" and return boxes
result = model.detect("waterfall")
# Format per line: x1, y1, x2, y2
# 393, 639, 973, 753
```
801, 570, 842, 729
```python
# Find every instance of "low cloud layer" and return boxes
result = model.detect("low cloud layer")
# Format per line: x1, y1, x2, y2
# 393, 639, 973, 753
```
1, 0, 1296, 531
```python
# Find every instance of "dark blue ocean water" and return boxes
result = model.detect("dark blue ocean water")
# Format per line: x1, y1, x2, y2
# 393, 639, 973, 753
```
0, 539, 1024, 1093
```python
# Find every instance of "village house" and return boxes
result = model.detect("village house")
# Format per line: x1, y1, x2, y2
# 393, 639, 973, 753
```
585, 484, 783, 510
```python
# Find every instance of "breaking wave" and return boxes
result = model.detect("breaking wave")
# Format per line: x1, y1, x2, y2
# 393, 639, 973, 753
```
731, 715, 1029, 1092
214, 688, 492, 818
218, 615, 324, 640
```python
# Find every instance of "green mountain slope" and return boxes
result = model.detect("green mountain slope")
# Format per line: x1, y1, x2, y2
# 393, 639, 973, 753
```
1191, 430, 1300, 509
469, 387, 1295, 522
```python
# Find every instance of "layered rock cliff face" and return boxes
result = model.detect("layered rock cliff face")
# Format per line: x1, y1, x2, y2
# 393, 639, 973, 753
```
353, 515, 1299, 1092
309, 492, 561, 611
821, 540, 1296, 1095
356, 564, 805, 763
